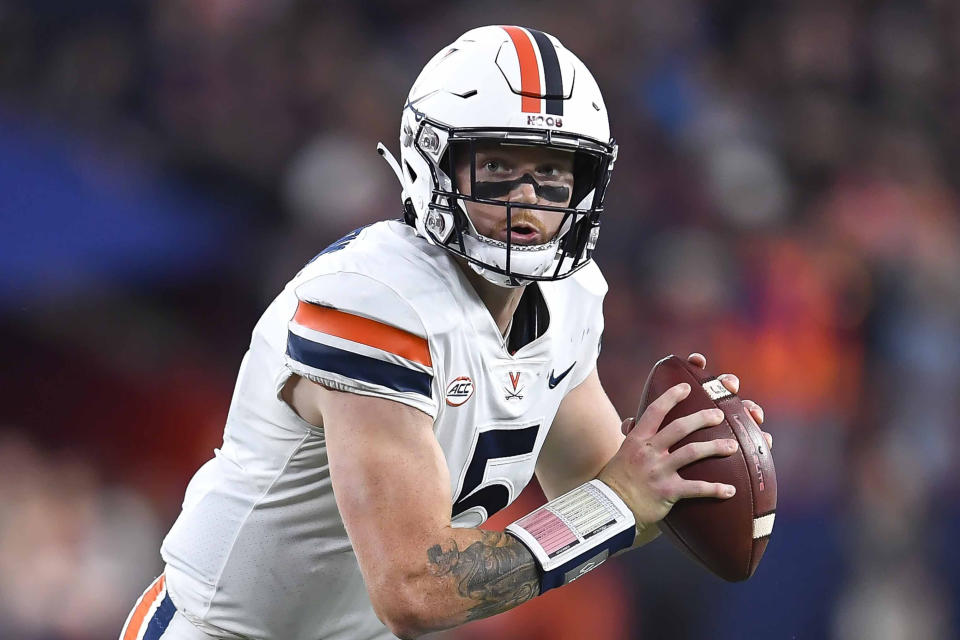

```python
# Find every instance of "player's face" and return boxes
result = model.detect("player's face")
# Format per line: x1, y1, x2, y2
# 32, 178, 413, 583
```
455, 143, 575, 245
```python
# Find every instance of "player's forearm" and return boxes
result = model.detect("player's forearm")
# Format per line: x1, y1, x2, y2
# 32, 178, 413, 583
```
372, 528, 539, 638
426, 529, 539, 623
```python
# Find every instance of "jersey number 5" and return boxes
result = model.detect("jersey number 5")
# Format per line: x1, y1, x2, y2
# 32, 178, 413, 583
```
451, 423, 540, 522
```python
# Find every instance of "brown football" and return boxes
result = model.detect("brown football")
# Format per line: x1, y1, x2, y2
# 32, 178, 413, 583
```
635, 355, 777, 581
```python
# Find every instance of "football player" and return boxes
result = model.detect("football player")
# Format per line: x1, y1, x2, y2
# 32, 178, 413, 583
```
120, 26, 771, 640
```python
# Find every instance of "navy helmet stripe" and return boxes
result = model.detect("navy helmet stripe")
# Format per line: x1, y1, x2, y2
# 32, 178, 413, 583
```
142, 593, 176, 640
287, 332, 433, 397
528, 29, 563, 116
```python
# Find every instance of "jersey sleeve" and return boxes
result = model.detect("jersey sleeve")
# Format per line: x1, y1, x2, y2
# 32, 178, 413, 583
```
284, 272, 439, 418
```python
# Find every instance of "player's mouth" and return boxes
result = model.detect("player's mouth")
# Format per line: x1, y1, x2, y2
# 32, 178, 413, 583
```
496, 215, 546, 245
501, 224, 541, 245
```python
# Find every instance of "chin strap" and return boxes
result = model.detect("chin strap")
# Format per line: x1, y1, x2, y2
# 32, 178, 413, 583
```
377, 142, 404, 187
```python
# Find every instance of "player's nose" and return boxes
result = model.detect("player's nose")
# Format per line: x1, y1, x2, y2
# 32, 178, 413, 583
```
508, 180, 538, 204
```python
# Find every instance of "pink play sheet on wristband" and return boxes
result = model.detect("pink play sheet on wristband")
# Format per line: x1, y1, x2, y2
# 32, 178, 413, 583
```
515, 509, 578, 555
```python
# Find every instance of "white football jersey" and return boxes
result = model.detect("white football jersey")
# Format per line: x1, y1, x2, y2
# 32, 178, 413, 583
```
160, 220, 606, 640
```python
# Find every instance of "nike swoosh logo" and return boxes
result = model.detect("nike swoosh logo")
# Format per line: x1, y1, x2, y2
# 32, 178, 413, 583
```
548, 362, 576, 389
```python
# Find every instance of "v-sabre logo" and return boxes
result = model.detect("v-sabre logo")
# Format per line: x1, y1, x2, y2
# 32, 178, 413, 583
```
548, 362, 576, 389
504, 371, 524, 401
445, 376, 474, 407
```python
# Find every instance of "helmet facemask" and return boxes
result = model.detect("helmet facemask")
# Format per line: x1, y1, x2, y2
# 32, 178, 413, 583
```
411, 116, 616, 287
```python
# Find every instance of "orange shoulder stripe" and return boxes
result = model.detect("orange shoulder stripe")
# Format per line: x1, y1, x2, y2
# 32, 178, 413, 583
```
293, 301, 432, 368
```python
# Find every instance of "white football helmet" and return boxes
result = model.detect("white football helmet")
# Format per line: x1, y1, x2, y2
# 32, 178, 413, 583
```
378, 25, 617, 287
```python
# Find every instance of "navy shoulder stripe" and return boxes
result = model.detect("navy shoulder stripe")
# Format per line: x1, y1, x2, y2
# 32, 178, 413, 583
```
287, 332, 433, 397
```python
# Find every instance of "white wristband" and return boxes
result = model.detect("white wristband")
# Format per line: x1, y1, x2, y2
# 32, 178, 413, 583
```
505, 479, 636, 593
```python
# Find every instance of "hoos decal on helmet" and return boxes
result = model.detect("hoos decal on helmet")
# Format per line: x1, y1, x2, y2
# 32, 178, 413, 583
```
378, 25, 617, 287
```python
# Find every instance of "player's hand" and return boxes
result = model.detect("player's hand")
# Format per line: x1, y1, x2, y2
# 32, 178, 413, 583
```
686, 352, 772, 451
598, 382, 739, 528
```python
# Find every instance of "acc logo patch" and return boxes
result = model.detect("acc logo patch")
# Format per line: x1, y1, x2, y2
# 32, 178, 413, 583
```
445, 376, 475, 407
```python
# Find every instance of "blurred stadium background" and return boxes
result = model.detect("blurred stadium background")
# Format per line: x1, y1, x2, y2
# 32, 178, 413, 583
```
2, 0, 959, 638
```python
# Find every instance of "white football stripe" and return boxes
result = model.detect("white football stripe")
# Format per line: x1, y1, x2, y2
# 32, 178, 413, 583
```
703, 378, 733, 400
753, 513, 776, 539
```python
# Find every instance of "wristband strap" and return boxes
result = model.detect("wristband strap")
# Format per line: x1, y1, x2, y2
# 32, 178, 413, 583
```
506, 479, 636, 593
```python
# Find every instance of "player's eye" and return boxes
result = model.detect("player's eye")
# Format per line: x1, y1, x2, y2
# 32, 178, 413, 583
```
483, 160, 505, 172
537, 164, 571, 181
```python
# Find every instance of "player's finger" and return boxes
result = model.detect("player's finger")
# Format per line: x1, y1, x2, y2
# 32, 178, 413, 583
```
718, 373, 740, 394
742, 399, 764, 425
621, 417, 637, 436
686, 352, 707, 369
652, 408, 725, 450
763, 431, 773, 450
676, 479, 736, 500
633, 383, 691, 440
669, 438, 738, 470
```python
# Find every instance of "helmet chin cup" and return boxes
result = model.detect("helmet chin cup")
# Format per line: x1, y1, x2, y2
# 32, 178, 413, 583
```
469, 261, 522, 288
461, 231, 560, 288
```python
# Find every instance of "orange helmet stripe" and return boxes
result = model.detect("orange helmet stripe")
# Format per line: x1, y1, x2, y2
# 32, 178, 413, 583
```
501, 26, 542, 113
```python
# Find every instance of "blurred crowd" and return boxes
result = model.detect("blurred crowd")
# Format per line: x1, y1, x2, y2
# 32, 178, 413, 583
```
2, 0, 959, 638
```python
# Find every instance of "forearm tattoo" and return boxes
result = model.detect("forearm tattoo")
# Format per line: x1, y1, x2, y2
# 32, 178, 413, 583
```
427, 530, 540, 621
